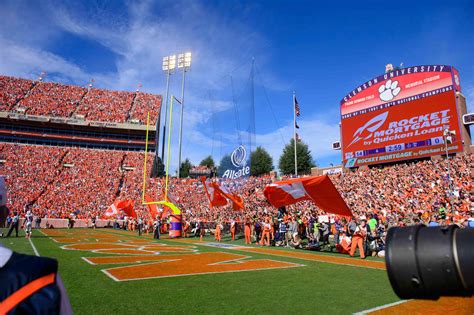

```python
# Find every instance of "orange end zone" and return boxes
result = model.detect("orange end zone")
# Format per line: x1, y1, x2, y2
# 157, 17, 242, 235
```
367, 296, 474, 314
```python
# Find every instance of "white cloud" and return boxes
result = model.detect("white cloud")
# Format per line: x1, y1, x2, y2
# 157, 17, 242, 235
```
0, 0, 293, 172
0, 37, 89, 83
255, 116, 341, 168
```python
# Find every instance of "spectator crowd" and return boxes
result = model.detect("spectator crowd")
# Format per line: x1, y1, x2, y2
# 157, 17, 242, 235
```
0, 75, 160, 124
1, 141, 473, 257
1, 74, 473, 257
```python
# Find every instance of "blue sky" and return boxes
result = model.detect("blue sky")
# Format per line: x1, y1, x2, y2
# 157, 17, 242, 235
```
1, 0, 473, 172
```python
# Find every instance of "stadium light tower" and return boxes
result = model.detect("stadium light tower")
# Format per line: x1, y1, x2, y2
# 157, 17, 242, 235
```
160, 55, 176, 162
443, 128, 456, 212
176, 52, 192, 178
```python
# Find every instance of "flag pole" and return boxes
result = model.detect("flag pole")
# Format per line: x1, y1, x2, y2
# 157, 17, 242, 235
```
293, 91, 298, 176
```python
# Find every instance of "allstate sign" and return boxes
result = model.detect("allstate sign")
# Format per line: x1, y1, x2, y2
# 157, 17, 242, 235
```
222, 145, 250, 179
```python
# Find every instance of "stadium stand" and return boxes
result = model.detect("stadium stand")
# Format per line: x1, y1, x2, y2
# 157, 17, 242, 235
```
17, 82, 86, 117
75, 88, 134, 123
2, 141, 471, 225
0, 74, 472, 257
0, 75, 34, 111
0, 75, 161, 124
129, 92, 161, 124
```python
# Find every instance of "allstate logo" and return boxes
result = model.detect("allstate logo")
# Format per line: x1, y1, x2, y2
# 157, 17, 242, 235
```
231, 145, 246, 167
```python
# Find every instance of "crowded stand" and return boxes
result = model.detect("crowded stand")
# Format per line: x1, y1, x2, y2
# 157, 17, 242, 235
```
0, 75, 160, 124
75, 88, 135, 123
130, 92, 161, 124
1, 138, 472, 258
0, 75, 34, 111
0, 75, 473, 259
0, 143, 65, 212
34, 148, 124, 218
17, 82, 86, 117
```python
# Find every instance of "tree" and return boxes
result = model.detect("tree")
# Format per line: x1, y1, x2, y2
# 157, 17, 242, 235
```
151, 155, 164, 178
250, 146, 273, 176
217, 154, 232, 175
199, 155, 215, 168
179, 158, 193, 178
278, 139, 315, 175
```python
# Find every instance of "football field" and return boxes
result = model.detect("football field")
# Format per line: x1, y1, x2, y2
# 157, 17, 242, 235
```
1, 228, 472, 314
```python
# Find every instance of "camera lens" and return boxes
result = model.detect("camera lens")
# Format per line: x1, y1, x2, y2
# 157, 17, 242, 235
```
386, 225, 474, 299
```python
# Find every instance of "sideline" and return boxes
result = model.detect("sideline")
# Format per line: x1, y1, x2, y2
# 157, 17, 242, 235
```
353, 300, 408, 314
357, 296, 474, 314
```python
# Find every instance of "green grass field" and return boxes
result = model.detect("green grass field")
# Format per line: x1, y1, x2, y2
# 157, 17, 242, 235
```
0, 228, 399, 314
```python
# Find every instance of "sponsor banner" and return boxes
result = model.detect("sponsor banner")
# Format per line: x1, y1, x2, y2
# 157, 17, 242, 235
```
218, 144, 251, 180
452, 67, 461, 92
342, 90, 462, 167
341, 65, 453, 116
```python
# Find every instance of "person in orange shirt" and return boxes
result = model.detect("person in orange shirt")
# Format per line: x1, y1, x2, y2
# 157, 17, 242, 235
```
244, 216, 251, 244
260, 217, 271, 246
199, 220, 205, 241
230, 219, 236, 241
183, 220, 190, 238
349, 219, 367, 259
215, 221, 222, 242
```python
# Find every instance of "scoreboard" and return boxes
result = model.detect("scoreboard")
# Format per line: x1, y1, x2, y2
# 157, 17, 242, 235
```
341, 65, 463, 168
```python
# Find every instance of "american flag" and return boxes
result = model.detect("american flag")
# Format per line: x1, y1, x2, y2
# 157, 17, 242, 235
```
294, 97, 301, 117
295, 133, 302, 142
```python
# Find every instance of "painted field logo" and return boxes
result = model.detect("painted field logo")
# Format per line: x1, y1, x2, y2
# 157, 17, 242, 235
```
83, 252, 301, 282
56, 237, 301, 282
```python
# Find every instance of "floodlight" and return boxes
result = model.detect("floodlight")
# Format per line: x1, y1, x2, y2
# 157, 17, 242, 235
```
178, 52, 192, 69
162, 55, 176, 72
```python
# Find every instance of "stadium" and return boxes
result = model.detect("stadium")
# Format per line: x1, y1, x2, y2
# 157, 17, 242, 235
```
1, 1, 474, 314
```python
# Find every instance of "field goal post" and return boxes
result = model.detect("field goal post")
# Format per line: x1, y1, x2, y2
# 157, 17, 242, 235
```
141, 96, 182, 237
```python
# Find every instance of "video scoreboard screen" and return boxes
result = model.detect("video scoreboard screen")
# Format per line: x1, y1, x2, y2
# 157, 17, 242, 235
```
340, 65, 463, 168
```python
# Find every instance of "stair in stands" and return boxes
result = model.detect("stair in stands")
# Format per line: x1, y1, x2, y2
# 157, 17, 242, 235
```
71, 87, 92, 119
126, 92, 140, 123
115, 153, 128, 198
11, 80, 38, 112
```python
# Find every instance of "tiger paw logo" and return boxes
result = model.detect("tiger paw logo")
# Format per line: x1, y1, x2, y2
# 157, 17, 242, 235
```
379, 80, 401, 102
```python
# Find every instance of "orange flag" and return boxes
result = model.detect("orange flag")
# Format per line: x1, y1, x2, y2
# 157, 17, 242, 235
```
119, 200, 136, 218
231, 193, 244, 211
105, 200, 136, 218
200, 177, 227, 208
145, 195, 158, 218
263, 175, 352, 217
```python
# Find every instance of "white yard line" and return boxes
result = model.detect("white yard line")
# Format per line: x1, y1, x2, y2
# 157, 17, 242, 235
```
28, 237, 40, 256
353, 299, 410, 314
